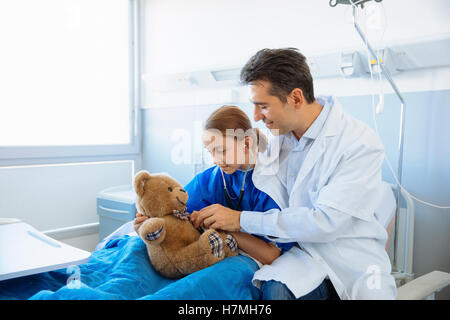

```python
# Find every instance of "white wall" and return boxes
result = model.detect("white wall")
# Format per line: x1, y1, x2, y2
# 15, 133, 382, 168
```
143, 0, 450, 73
142, 0, 450, 107
60, 233, 100, 253
0, 161, 134, 251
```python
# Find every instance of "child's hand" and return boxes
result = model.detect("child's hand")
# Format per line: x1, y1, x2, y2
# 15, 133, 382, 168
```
134, 213, 149, 234
190, 210, 208, 229
189, 210, 202, 228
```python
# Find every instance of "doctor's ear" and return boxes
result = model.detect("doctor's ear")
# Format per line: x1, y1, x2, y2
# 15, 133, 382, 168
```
289, 88, 304, 108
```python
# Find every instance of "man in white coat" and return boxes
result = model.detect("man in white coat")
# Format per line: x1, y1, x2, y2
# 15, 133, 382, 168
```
192, 48, 397, 300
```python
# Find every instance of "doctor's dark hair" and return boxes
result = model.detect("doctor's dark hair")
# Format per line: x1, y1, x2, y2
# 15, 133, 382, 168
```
204, 105, 268, 153
240, 48, 315, 104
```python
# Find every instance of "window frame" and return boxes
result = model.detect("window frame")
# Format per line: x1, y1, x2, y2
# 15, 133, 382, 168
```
0, 0, 142, 166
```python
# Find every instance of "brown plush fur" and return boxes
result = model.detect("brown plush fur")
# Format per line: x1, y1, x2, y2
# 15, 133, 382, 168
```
134, 170, 238, 279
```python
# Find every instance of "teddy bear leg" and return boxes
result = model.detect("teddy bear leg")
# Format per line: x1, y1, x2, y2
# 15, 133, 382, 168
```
217, 231, 239, 257
139, 217, 166, 246
166, 230, 225, 276
180, 229, 225, 261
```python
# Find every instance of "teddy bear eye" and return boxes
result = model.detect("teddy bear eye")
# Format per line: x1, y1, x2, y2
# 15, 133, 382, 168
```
168, 187, 173, 192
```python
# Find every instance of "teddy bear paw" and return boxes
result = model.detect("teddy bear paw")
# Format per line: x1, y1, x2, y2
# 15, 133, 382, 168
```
208, 232, 224, 258
144, 226, 164, 241
225, 234, 238, 252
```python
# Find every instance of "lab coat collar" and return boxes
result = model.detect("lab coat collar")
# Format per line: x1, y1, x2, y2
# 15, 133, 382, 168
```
316, 95, 342, 138
303, 97, 331, 140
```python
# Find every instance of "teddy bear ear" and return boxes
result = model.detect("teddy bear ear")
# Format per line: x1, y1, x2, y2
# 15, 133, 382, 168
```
133, 170, 151, 197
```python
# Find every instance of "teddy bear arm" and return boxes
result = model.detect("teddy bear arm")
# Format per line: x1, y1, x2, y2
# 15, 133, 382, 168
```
139, 217, 166, 246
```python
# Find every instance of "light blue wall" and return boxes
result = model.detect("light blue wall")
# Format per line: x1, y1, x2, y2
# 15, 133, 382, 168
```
339, 90, 450, 300
142, 104, 220, 186
142, 89, 450, 298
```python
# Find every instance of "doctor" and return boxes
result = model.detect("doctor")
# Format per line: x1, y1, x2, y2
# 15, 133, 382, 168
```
192, 48, 397, 300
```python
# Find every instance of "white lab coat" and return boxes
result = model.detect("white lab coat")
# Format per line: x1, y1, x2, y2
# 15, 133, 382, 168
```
240, 96, 397, 300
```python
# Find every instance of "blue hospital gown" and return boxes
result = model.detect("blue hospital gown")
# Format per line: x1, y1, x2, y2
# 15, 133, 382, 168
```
184, 165, 295, 253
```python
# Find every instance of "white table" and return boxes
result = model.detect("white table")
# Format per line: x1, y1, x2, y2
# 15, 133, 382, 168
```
0, 220, 91, 281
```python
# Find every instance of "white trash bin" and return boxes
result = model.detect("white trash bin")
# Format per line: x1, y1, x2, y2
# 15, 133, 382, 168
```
96, 185, 136, 241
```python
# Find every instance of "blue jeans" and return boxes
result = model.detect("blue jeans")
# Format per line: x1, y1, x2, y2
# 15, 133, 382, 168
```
261, 279, 340, 300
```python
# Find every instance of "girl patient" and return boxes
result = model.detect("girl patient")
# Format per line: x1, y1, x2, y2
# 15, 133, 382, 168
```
135, 105, 295, 295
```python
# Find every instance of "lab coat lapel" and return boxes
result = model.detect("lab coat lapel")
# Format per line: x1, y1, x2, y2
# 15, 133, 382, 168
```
259, 174, 288, 209
290, 137, 327, 194
253, 135, 289, 209
290, 100, 342, 195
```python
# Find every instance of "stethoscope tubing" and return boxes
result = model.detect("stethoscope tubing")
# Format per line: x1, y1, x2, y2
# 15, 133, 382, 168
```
219, 152, 253, 211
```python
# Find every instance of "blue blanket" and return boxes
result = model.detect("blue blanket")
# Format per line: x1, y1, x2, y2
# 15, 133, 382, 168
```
0, 236, 261, 300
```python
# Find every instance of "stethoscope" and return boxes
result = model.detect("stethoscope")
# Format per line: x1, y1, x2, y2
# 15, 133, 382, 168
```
219, 149, 254, 211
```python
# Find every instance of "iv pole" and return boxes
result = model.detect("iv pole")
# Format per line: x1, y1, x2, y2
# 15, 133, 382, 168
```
331, 0, 407, 275
351, 5, 406, 275
353, 7, 408, 271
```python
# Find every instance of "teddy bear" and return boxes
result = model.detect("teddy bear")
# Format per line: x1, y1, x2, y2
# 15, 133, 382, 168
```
133, 170, 238, 279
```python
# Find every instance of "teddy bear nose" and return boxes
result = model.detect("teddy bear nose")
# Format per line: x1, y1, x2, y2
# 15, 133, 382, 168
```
179, 189, 186, 193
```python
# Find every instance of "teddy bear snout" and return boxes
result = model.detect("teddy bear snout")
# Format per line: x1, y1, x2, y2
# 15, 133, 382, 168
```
177, 188, 188, 204
176, 196, 187, 206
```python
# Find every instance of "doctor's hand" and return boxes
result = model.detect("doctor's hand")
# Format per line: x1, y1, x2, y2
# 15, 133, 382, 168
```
190, 204, 241, 232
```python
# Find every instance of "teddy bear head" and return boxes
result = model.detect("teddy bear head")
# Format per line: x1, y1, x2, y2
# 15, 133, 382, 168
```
133, 170, 188, 218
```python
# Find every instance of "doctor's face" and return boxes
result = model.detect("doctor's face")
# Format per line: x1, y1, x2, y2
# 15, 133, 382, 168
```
250, 80, 296, 136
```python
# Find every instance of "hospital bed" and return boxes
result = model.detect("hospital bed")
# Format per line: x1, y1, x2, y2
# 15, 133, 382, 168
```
96, 181, 450, 300
376, 182, 450, 300
0, 221, 261, 300
1, 182, 449, 300
94, 181, 450, 300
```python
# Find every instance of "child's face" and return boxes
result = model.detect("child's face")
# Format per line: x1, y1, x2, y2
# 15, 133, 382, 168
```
203, 131, 248, 175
